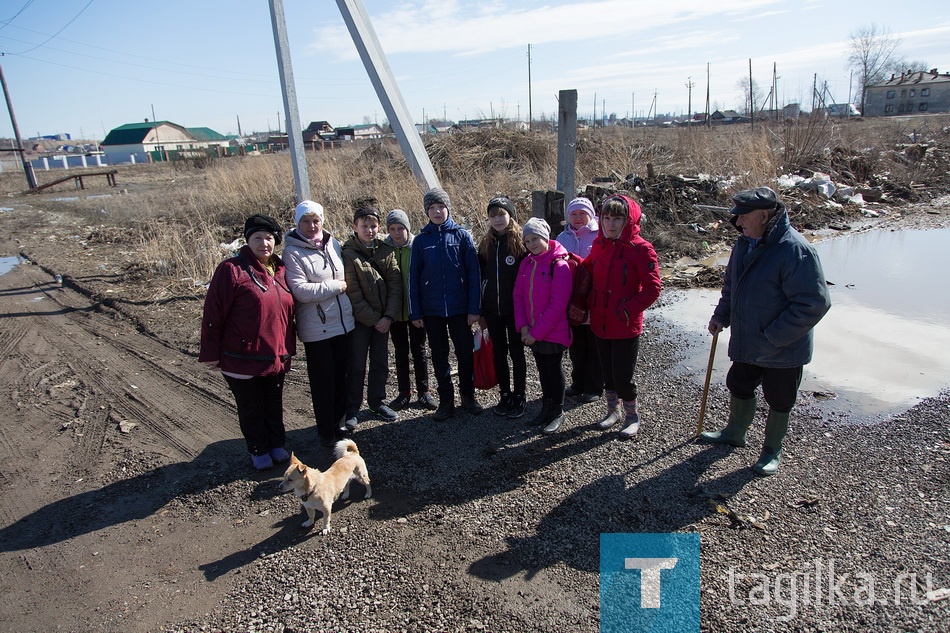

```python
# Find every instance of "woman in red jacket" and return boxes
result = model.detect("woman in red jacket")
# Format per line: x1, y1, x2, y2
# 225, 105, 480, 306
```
199, 214, 296, 471
584, 195, 662, 439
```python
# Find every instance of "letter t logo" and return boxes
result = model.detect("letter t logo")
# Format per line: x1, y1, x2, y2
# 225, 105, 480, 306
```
624, 558, 679, 608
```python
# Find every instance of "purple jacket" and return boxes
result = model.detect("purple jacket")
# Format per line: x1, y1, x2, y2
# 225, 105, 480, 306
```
556, 217, 599, 258
513, 240, 573, 347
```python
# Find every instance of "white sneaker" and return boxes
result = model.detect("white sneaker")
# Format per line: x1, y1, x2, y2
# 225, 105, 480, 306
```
597, 409, 622, 430
344, 416, 359, 431
618, 420, 640, 439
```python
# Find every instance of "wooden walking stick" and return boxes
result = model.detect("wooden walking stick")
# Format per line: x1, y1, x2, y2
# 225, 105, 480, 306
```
695, 332, 719, 437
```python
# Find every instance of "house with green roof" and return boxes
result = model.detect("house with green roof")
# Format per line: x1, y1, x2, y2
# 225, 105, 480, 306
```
100, 120, 228, 164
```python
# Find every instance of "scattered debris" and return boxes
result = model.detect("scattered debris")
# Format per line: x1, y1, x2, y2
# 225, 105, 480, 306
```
789, 496, 821, 509
709, 499, 767, 530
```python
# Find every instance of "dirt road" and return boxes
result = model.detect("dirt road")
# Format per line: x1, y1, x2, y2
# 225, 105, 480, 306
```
1, 199, 948, 632
0, 252, 265, 630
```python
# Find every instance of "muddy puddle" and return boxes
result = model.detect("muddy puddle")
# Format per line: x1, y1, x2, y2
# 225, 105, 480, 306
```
0, 256, 21, 276
655, 227, 950, 419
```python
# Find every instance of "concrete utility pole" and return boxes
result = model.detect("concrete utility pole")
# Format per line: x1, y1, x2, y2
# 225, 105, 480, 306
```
268, 0, 311, 203
556, 89, 577, 200
1, 61, 37, 189
527, 44, 533, 131
335, 0, 439, 189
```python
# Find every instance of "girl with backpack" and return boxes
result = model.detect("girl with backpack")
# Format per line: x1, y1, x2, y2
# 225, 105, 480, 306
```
513, 218, 573, 434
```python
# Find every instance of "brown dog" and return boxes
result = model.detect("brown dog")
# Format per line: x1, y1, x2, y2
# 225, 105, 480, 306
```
277, 440, 372, 534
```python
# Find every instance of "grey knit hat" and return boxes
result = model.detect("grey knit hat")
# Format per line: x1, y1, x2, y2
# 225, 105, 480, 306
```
423, 187, 451, 214
522, 217, 551, 241
386, 209, 411, 232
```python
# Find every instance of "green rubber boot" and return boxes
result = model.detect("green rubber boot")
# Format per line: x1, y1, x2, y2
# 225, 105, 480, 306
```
700, 396, 755, 447
753, 410, 790, 477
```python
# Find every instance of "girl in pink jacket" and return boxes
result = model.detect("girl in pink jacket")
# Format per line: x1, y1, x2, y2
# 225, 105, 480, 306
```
513, 218, 573, 434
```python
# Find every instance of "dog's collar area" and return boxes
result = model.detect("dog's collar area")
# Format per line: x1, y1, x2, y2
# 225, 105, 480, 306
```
300, 491, 311, 502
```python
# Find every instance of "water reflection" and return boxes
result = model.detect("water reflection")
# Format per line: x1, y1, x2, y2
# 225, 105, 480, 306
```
0, 256, 21, 276
655, 227, 950, 418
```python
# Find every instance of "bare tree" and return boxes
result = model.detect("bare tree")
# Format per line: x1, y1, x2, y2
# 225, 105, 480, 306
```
735, 77, 765, 116
894, 59, 930, 73
847, 24, 902, 113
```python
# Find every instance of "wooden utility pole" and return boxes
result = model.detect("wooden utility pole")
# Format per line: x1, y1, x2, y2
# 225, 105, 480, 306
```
772, 62, 778, 120
0, 61, 37, 189
686, 76, 694, 124
749, 59, 754, 130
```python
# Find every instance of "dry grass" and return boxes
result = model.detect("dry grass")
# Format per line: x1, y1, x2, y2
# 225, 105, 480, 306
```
6, 114, 949, 284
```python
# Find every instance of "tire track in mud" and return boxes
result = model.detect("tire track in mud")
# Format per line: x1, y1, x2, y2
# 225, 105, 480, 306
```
0, 261, 237, 470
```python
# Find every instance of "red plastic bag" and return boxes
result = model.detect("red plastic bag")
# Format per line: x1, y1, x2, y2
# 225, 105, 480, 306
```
473, 328, 498, 390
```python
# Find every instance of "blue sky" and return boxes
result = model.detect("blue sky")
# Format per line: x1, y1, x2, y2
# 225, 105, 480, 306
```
1, 0, 948, 141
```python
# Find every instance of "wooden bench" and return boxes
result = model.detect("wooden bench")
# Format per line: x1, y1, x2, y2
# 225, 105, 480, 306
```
25, 169, 118, 195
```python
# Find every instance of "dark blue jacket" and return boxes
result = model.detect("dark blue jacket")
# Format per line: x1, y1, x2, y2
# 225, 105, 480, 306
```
713, 207, 831, 368
408, 218, 481, 320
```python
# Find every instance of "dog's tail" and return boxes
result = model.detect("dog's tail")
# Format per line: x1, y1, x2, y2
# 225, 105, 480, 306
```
334, 439, 359, 459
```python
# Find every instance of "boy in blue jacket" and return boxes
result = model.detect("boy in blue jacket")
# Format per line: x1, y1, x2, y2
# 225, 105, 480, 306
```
409, 187, 484, 420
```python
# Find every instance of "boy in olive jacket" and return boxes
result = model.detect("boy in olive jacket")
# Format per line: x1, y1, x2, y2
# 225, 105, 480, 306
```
342, 205, 402, 426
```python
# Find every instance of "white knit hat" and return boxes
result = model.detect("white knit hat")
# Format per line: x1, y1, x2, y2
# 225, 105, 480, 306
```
294, 200, 324, 225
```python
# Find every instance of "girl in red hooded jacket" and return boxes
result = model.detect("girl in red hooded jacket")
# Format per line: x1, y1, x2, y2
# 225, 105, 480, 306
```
583, 195, 661, 439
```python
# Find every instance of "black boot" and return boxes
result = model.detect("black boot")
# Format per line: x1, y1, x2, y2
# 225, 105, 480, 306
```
433, 398, 455, 421
528, 399, 552, 426
542, 406, 564, 434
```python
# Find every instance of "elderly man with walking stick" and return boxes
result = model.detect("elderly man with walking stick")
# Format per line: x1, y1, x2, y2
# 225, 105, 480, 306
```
700, 186, 831, 476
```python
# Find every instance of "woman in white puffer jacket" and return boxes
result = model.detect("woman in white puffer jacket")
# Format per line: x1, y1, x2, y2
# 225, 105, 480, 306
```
283, 200, 355, 448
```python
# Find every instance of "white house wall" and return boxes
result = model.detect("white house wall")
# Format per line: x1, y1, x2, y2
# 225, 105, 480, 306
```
145, 124, 192, 143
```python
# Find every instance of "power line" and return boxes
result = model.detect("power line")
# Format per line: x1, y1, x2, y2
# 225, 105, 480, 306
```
0, 0, 35, 31
9, 0, 93, 55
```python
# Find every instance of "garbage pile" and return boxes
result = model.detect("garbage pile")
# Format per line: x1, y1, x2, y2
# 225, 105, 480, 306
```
575, 163, 922, 289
